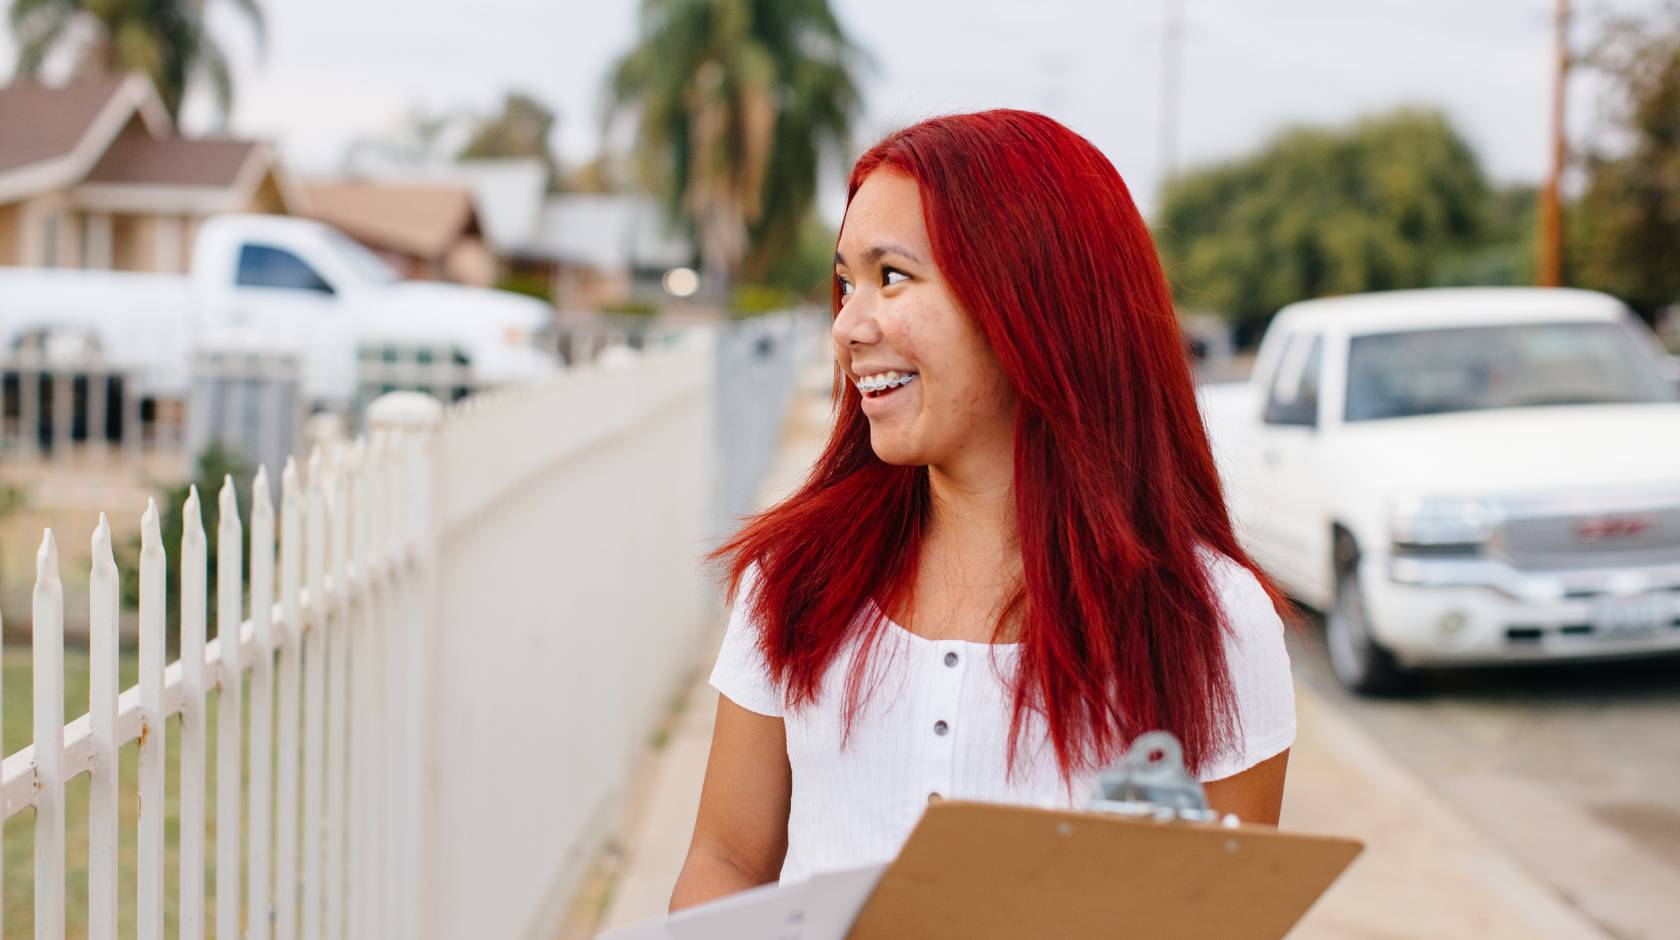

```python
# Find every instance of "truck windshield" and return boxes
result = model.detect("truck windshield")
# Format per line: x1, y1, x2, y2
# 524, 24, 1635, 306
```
1345, 320, 1678, 422
324, 229, 400, 285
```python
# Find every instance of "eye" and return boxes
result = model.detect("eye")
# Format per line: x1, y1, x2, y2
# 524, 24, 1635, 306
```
883, 267, 910, 288
836, 274, 854, 299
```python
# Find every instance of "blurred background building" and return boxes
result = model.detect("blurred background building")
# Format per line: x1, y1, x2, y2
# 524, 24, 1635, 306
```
0, 70, 293, 273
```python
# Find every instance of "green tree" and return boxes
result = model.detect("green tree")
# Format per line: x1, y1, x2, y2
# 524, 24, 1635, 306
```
760, 209, 836, 298
9, 0, 266, 120
1431, 184, 1537, 288
1568, 1, 1680, 324
605, 0, 865, 299
459, 90, 564, 191
1156, 107, 1492, 340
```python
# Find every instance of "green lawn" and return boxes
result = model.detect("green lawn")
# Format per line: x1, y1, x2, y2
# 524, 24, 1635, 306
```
2, 647, 266, 938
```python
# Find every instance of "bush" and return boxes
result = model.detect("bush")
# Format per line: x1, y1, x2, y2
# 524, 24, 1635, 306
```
730, 284, 799, 317
600, 298, 660, 317
495, 272, 554, 304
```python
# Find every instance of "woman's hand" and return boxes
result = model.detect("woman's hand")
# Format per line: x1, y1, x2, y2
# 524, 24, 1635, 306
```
669, 695, 793, 912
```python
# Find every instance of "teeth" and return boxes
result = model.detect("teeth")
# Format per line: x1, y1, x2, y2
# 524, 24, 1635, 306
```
857, 371, 917, 393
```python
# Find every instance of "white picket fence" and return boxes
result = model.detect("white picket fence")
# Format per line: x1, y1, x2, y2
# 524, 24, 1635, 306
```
0, 321, 814, 939
5, 396, 433, 939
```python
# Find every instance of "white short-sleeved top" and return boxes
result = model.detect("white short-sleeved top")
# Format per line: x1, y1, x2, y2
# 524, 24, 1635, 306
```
708, 546, 1296, 884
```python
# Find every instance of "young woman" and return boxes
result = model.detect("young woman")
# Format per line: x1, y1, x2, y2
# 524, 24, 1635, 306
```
672, 110, 1298, 910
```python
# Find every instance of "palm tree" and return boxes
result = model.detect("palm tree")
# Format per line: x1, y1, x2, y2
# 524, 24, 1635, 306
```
606, 0, 865, 299
9, 0, 267, 121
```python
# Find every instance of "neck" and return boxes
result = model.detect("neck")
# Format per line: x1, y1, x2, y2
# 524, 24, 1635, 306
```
926, 447, 1018, 563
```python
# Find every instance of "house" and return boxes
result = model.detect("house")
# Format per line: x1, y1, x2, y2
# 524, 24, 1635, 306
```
300, 180, 494, 285
350, 156, 694, 309
521, 193, 693, 311
0, 71, 295, 273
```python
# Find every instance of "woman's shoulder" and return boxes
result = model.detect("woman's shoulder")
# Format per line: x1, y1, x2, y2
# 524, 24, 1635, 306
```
1192, 543, 1289, 653
1194, 544, 1272, 607
710, 560, 785, 717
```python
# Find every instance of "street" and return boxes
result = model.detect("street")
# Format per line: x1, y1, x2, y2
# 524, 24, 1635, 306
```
1287, 609, 1680, 939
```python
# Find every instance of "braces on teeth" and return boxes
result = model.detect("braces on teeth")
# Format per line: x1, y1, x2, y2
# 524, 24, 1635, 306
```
857, 371, 918, 394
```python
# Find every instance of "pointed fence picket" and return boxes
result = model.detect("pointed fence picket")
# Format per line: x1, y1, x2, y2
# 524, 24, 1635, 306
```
249, 467, 277, 940
89, 516, 118, 940
180, 486, 206, 940
34, 531, 64, 940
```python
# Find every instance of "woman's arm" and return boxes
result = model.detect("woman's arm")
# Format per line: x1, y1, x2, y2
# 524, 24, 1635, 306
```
669, 695, 793, 912
1201, 748, 1290, 826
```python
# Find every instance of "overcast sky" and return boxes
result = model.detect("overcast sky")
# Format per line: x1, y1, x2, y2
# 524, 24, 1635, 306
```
0, 0, 1655, 222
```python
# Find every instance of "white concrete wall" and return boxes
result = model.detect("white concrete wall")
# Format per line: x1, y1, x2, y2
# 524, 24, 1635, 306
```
421, 334, 717, 940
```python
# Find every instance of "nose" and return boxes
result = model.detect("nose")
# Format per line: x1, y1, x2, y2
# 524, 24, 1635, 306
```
831, 292, 883, 352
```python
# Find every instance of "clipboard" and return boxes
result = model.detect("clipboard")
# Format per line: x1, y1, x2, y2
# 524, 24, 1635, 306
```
600, 732, 1363, 940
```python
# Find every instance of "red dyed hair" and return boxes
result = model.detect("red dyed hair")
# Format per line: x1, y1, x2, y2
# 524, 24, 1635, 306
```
710, 109, 1298, 781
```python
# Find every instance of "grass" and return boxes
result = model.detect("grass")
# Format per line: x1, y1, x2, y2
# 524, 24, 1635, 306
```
2, 646, 263, 938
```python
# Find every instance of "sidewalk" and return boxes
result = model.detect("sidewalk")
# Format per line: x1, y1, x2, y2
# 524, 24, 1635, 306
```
585, 368, 1610, 940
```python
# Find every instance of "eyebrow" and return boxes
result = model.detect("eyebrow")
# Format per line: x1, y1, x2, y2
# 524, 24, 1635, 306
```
834, 243, 923, 267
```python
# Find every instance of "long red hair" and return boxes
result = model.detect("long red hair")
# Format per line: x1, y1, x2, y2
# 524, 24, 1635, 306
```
709, 109, 1297, 781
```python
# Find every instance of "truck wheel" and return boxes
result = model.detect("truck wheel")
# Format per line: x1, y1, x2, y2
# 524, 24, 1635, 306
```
1327, 568, 1412, 696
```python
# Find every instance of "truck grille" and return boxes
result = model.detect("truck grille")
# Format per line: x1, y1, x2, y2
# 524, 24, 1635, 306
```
1493, 495, 1680, 570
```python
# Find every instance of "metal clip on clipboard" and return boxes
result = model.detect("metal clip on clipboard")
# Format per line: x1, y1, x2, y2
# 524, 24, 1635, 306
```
1087, 730, 1242, 828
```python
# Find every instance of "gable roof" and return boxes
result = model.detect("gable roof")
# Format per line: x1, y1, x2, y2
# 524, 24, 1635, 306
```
300, 180, 482, 259
86, 134, 261, 188
0, 71, 171, 201
349, 157, 548, 252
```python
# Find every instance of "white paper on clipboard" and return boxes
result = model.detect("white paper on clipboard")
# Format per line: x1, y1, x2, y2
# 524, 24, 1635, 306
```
597, 862, 888, 940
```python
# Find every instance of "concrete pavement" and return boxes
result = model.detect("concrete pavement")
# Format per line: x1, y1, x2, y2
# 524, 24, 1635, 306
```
583, 368, 1612, 939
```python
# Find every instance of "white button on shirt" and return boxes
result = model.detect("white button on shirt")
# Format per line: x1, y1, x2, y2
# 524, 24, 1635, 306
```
708, 547, 1297, 884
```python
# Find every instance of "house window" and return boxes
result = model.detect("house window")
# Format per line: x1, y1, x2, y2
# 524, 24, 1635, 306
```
236, 244, 334, 294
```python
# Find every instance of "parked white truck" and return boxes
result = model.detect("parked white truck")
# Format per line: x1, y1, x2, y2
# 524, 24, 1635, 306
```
1199, 287, 1680, 694
0, 213, 557, 404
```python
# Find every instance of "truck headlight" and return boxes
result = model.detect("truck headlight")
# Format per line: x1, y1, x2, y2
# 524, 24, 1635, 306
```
1388, 493, 1503, 553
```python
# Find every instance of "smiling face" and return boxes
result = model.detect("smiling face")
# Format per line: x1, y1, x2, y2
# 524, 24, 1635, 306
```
833, 169, 1017, 471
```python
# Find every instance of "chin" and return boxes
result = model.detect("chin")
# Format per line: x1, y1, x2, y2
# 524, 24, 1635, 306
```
866, 431, 925, 467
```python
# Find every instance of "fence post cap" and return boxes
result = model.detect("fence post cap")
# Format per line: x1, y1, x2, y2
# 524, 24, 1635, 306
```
368, 391, 445, 432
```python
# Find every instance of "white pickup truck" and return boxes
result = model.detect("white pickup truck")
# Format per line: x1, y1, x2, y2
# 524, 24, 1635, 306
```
0, 214, 557, 404
1199, 287, 1680, 694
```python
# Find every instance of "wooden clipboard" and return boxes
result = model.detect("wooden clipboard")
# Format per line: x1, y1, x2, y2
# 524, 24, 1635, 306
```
845, 800, 1362, 939
601, 731, 1364, 940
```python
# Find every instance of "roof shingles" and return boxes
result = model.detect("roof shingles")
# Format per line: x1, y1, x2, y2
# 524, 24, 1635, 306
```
301, 181, 480, 259
0, 72, 130, 175
85, 132, 259, 188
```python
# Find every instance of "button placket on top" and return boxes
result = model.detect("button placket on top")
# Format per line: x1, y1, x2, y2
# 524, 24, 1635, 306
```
925, 641, 964, 802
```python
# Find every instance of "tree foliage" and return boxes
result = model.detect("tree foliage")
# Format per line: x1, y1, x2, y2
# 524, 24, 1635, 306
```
1155, 107, 1494, 339
9, 0, 266, 120
1568, 1, 1680, 322
605, 0, 865, 298
459, 91, 563, 191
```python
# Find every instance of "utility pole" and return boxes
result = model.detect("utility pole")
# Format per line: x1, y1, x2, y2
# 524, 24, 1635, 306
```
1157, 0, 1185, 193
1538, 0, 1570, 287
